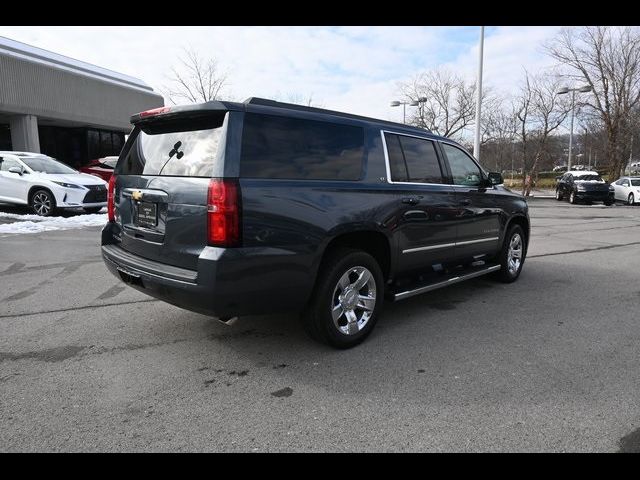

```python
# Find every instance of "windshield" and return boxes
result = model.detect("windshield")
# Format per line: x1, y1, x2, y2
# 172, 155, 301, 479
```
100, 157, 118, 169
575, 174, 603, 182
631, 179, 640, 187
22, 157, 77, 174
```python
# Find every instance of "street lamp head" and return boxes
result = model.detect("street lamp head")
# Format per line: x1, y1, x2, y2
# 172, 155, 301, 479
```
409, 101, 419, 107
390, 101, 401, 107
557, 87, 570, 95
418, 96, 428, 103
578, 85, 592, 93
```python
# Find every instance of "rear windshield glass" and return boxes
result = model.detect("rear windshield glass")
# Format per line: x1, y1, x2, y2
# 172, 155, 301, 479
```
575, 174, 603, 181
240, 113, 364, 180
117, 114, 226, 177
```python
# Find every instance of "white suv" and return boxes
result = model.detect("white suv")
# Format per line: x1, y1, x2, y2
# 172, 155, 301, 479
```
0, 151, 108, 216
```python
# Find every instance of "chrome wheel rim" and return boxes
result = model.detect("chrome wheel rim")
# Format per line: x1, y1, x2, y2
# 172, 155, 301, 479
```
556, 190, 561, 199
33, 192, 52, 216
570, 192, 575, 203
331, 266, 376, 336
507, 233, 523, 276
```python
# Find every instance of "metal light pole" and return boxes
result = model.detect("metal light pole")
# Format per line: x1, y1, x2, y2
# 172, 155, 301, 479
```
390, 99, 425, 125
473, 26, 485, 161
557, 84, 592, 171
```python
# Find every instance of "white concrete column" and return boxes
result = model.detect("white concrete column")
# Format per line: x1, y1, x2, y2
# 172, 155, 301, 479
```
9, 115, 40, 153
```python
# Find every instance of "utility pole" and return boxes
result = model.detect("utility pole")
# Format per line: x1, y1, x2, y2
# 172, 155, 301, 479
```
473, 26, 485, 161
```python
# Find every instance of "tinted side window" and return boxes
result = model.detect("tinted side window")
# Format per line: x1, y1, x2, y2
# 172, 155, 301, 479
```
240, 113, 364, 180
384, 133, 443, 183
385, 133, 408, 181
441, 143, 482, 187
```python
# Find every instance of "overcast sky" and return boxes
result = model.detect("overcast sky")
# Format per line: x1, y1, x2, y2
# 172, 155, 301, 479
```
1, 26, 564, 123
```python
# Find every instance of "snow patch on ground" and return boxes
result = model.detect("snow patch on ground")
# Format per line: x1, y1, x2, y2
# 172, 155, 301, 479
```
0, 211, 107, 235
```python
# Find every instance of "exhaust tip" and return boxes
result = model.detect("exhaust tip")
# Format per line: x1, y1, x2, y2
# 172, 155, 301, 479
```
217, 316, 239, 326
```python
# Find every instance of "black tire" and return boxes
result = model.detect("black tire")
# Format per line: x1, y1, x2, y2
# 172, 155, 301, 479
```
493, 225, 526, 283
302, 248, 384, 349
555, 189, 563, 201
569, 190, 578, 204
30, 189, 56, 217
83, 207, 102, 214
629, 193, 635, 206
604, 200, 613, 206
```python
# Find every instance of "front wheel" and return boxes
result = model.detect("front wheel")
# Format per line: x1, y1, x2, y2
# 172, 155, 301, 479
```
31, 189, 56, 216
629, 193, 635, 205
302, 248, 384, 349
569, 190, 578, 204
493, 225, 526, 283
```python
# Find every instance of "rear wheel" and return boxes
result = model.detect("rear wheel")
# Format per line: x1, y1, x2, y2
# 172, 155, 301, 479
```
629, 193, 635, 205
555, 189, 563, 201
302, 248, 384, 349
493, 225, 526, 283
30, 189, 56, 217
83, 207, 102, 214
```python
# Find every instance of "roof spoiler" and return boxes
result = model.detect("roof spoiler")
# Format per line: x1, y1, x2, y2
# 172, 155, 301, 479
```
130, 100, 231, 124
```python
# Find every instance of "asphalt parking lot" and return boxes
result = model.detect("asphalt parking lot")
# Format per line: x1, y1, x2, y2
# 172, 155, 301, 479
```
1, 198, 640, 452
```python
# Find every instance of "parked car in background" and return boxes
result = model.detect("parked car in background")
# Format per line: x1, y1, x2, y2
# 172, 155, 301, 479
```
0, 151, 108, 216
611, 176, 640, 205
552, 165, 567, 172
80, 156, 118, 182
102, 98, 530, 349
555, 170, 614, 205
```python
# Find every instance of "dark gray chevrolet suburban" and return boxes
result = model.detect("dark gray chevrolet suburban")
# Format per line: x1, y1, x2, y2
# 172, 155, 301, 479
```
102, 98, 530, 348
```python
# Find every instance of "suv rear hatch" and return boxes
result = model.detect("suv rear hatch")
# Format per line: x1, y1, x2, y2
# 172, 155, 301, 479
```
112, 108, 230, 270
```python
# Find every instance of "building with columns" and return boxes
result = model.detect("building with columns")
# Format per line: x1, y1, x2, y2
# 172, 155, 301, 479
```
0, 36, 163, 168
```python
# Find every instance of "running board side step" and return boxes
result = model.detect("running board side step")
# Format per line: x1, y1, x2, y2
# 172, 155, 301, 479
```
392, 264, 501, 301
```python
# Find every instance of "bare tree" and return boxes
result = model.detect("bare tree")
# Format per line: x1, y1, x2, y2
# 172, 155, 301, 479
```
480, 99, 518, 172
399, 68, 478, 138
547, 26, 640, 178
514, 71, 571, 195
274, 92, 323, 107
164, 47, 229, 105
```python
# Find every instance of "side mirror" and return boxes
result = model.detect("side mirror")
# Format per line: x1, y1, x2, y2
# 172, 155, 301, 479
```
8, 166, 23, 175
487, 172, 503, 186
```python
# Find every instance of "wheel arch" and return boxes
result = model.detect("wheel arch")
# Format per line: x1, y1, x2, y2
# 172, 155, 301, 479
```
314, 230, 393, 285
505, 214, 530, 250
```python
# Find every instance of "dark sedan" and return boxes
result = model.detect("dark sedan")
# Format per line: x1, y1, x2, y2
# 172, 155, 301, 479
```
555, 170, 614, 205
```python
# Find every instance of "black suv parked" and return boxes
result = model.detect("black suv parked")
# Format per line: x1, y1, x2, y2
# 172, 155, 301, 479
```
555, 170, 614, 205
102, 98, 530, 348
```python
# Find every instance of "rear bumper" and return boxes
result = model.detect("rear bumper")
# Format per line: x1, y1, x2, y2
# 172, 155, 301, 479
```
101, 228, 314, 318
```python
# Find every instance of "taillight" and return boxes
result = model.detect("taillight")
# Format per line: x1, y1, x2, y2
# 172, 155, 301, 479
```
139, 106, 171, 118
107, 175, 116, 222
207, 179, 240, 247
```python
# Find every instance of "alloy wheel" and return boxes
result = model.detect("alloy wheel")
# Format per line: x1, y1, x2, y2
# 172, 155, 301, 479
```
33, 192, 52, 216
331, 266, 377, 336
507, 233, 523, 276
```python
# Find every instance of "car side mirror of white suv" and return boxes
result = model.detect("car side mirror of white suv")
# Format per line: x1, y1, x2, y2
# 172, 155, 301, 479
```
8, 166, 23, 175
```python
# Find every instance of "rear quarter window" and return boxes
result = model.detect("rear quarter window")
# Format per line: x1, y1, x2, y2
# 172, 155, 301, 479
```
240, 113, 364, 180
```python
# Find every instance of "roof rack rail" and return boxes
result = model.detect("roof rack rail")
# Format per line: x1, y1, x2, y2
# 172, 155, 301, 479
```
243, 97, 432, 134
